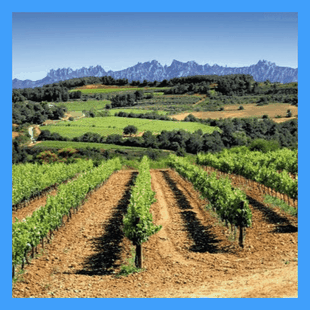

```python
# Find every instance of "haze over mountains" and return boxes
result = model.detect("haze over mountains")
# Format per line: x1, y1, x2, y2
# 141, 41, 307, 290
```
12, 59, 298, 89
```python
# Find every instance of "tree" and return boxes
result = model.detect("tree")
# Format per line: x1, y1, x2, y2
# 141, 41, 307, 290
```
106, 134, 123, 144
12, 140, 28, 164
142, 131, 157, 148
123, 125, 138, 136
286, 109, 292, 118
186, 135, 203, 154
134, 90, 144, 101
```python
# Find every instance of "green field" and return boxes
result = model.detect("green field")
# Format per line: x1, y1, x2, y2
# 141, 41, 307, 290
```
34, 140, 150, 151
43, 126, 123, 138
69, 87, 169, 95
56, 100, 110, 111
44, 116, 219, 138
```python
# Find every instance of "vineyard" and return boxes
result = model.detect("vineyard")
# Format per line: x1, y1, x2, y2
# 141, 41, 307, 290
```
55, 100, 110, 112
109, 108, 168, 116
12, 153, 298, 298
197, 148, 298, 202
132, 94, 204, 114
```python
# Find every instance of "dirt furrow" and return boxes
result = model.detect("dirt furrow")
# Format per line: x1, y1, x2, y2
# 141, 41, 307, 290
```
12, 170, 137, 298
13, 172, 86, 223
12, 168, 298, 298
13, 190, 57, 223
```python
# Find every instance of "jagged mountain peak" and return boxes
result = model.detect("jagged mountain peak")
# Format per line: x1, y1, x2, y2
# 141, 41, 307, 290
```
13, 59, 298, 89
257, 59, 276, 67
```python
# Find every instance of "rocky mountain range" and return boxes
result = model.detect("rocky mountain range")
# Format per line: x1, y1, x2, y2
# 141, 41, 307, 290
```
12, 59, 298, 89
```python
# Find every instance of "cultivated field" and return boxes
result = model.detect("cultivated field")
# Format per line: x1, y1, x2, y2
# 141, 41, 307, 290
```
172, 103, 298, 122
12, 79, 299, 299
12, 166, 298, 298
56, 100, 110, 111
109, 108, 168, 115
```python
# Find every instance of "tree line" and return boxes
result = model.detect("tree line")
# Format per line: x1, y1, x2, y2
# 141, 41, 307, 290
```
12, 73, 298, 105
13, 101, 67, 125
34, 117, 297, 154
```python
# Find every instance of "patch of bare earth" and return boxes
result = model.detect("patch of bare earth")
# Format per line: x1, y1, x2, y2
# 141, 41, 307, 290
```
12, 132, 20, 139
12, 169, 297, 298
172, 103, 298, 123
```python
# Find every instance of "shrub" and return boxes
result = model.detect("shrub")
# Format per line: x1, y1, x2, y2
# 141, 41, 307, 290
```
106, 134, 123, 144
286, 109, 292, 118
262, 114, 269, 119
249, 139, 280, 153
146, 148, 160, 160
36, 150, 63, 164
238, 105, 244, 110
68, 117, 74, 121
257, 97, 269, 105
176, 148, 186, 157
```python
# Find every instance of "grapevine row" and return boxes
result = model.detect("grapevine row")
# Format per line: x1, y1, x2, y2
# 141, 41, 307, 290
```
12, 158, 121, 274
212, 148, 297, 174
168, 154, 252, 228
123, 156, 162, 268
197, 151, 298, 199
12, 159, 94, 206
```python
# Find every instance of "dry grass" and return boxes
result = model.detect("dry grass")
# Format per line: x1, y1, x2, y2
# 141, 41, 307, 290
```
172, 103, 298, 122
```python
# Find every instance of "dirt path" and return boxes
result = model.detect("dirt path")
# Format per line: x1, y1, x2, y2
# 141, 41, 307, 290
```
193, 95, 207, 106
12, 169, 297, 298
12, 170, 137, 298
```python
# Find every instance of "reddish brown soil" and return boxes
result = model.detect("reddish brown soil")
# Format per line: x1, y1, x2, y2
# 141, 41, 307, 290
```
172, 103, 298, 123
12, 169, 297, 298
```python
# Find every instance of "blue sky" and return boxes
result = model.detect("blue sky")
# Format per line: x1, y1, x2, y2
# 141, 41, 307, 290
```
12, 12, 298, 81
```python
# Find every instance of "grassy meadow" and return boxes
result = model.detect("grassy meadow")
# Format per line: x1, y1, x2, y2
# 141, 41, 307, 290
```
43, 116, 220, 139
